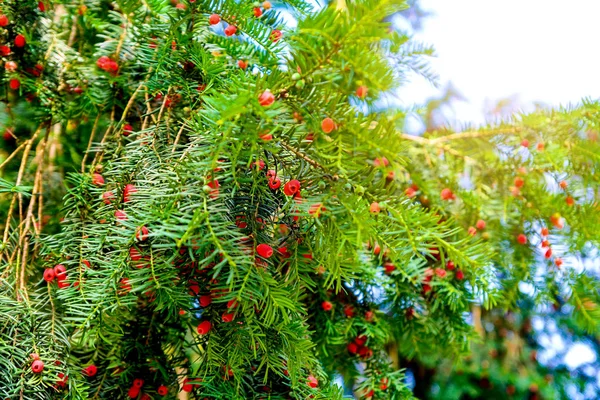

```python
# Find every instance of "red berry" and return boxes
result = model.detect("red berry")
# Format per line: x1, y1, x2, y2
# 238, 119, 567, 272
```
14, 34, 26, 48
270, 29, 282, 42
102, 191, 114, 204
83, 365, 97, 377
258, 90, 275, 107
82, 259, 91, 268
115, 210, 127, 221
92, 173, 104, 186
5, 61, 17, 71
517, 233, 527, 245
123, 184, 137, 202
467, 226, 477, 236
541, 227, 549, 236
43, 268, 55, 282
545, 248, 552, 259
309, 203, 325, 217
0, 46, 11, 56
554, 258, 563, 267
130, 247, 142, 261
537, 142, 545, 151
514, 177, 524, 188
260, 133, 273, 141
136, 226, 149, 242
321, 117, 335, 133
31, 360, 44, 373
182, 377, 193, 392
54, 264, 67, 279
224, 25, 237, 36
9, 79, 20, 90
476, 219, 486, 230
321, 301, 332, 311
365, 310, 374, 321
559, 180, 568, 189
384, 263, 395, 275
541, 240, 550, 248
405, 187, 416, 198
307, 375, 318, 388
133, 378, 144, 388
446, 260, 455, 270
435, 268, 447, 278
268, 177, 281, 190
157, 385, 169, 396
38, 1, 45, 12
455, 270, 465, 280
566, 196, 574, 206
356, 85, 368, 99
123, 124, 133, 136
256, 243, 273, 258
197, 320, 212, 335
253, 7, 263, 17
343, 305, 354, 318
440, 188, 454, 200
380, 377, 389, 390
128, 387, 140, 399
198, 295, 212, 308
263, 1, 272, 9
354, 334, 367, 346
283, 179, 300, 196
347, 342, 358, 354
237, 60, 248, 69
521, 139, 529, 147
222, 312, 234, 322
0, 15, 8, 27
209, 14, 220, 25
369, 202, 380, 214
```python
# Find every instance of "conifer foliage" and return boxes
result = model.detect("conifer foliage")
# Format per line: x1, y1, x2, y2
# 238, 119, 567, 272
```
0, 0, 598, 399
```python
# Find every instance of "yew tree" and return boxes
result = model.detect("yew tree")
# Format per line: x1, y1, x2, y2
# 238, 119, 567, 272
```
0, 1, 598, 399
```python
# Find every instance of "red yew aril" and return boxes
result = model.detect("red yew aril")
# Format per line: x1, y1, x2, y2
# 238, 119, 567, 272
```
256, 243, 273, 258
54, 264, 67, 279
440, 188, 454, 200
344, 305, 354, 318
5, 61, 17, 71
356, 85, 368, 99
115, 210, 127, 221
537, 142, 545, 151
237, 60, 248, 69
197, 320, 212, 335
102, 191, 114, 204
9, 79, 20, 90
123, 124, 133, 136
321, 301, 332, 311
130, 247, 142, 261
32, 360, 44, 373
268, 177, 281, 190
384, 263, 395, 275
521, 139, 529, 147
545, 248, 552, 259
133, 378, 144, 388
514, 177, 524, 188
369, 202, 380, 214
283, 179, 300, 196
260, 133, 272, 140
258, 90, 275, 107
270, 29, 282, 42
83, 365, 97, 377
541, 227, 549, 236
0, 15, 8, 27
559, 180, 568, 189
541, 240, 550, 248
467, 226, 477, 236
123, 184, 137, 202
566, 196, 574, 206
307, 375, 318, 388
354, 334, 367, 346
435, 268, 447, 278
157, 385, 168, 396
347, 342, 358, 354
0, 46, 11, 56
199, 295, 212, 307
456, 270, 465, 280
128, 387, 140, 399
446, 260, 455, 270
209, 14, 220, 25
263, 1, 272, 9
136, 226, 149, 242
15, 34, 26, 48
321, 117, 335, 133
224, 25, 237, 36
476, 219, 486, 230
380, 378, 389, 390
253, 7, 263, 17
222, 312, 234, 322
92, 173, 104, 186
517, 234, 527, 245
43, 268, 55, 282
555, 258, 563, 267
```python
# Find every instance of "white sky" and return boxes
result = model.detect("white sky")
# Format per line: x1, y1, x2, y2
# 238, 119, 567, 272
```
401, 0, 600, 124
